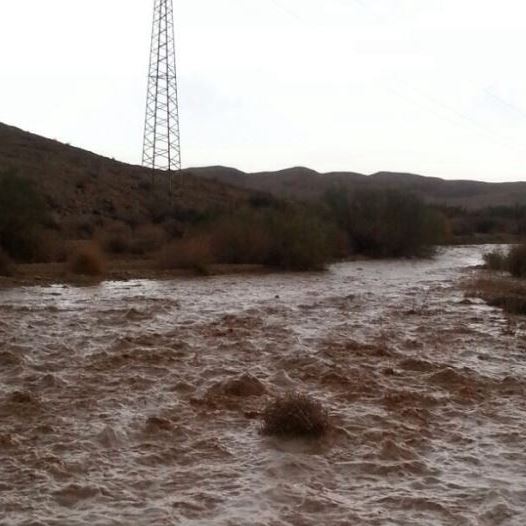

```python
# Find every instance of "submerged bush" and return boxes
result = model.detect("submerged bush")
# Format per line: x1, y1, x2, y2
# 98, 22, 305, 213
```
0, 170, 47, 261
262, 392, 330, 438
69, 245, 106, 276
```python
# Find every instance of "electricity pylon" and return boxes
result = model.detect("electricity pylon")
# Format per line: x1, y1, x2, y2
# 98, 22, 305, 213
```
142, 0, 181, 191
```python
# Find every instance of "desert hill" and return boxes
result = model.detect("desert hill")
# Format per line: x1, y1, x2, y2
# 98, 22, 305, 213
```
0, 123, 252, 237
187, 166, 526, 210
2, 121, 526, 235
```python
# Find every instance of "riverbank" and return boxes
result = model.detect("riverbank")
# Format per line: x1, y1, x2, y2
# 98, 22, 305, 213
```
0, 258, 271, 288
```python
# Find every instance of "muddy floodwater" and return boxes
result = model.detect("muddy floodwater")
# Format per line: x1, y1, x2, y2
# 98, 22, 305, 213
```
1, 246, 525, 525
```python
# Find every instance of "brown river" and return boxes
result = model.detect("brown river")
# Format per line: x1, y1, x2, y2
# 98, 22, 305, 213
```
1, 246, 525, 525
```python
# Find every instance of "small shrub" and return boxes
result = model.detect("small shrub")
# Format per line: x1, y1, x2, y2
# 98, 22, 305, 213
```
0, 170, 47, 261
262, 392, 330, 438
35, 230, 67, 263
508, 244, 526, 278
0, 249, 14, 277
69, 214, 98, 239
96, 221, 132, 254
483, 249, 508, 271
157, 236, 213, 274
69, 245, 106, 276
487, 295, 526, 315
130, 224, 167, 255
211, 212, 272, 265
466, 276, 526, 315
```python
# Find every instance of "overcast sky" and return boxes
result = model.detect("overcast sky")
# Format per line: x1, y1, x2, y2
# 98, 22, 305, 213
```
1, 0, 526, 181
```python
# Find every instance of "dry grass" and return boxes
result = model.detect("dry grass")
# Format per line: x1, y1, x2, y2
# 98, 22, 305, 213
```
157, 236, 213, 275
483, 248, 508, 271
508, 244, 526, 278
465, 275, 526, 315
68, 244, 106, 276
261, 392, 330, 438
482, 243, 526, 278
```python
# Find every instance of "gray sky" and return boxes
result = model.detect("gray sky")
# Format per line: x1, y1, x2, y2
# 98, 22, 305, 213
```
1, 0, 526, 181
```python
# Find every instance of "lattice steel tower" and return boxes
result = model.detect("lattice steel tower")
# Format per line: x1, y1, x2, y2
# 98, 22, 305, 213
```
142, 0, 181, 187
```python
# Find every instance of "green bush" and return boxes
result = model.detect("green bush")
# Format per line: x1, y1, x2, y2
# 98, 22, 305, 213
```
324, 188, 448, 258
263, 208, 334, 270
209, 206, 336, 271
211, 210, 272, 265
0, 170, 47, 261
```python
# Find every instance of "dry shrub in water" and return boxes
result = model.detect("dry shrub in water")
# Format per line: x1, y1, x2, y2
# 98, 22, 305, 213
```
69, 244, 106, 276
262, 392, 330, 438
157, 236, 213, 274
0, 249, 14, 277
483, 243, 526, 278
466, 276, 526, 315
483, 248, 508, 271
508, 244, 526, 278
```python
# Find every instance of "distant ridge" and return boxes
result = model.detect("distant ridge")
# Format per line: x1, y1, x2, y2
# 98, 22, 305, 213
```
2, 122, 526, 222
188, 166, 526, 210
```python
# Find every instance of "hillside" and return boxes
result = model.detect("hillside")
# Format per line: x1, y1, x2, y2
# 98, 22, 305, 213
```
3, 122, 526, 229
0, 123, 252, 238
187, 166, 526, 210
3, 120, 526, 249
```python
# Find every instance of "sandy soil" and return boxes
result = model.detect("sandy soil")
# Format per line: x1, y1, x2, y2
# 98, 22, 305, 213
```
0, 246, 525, 525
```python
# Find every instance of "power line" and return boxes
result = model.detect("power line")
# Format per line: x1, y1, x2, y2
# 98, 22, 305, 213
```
142, 0, 182, 192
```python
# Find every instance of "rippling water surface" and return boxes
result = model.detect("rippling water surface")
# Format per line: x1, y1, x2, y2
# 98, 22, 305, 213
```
1, 246, 525, 525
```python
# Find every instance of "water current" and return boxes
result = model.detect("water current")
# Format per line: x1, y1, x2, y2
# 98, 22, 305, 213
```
1, 246, 525, 525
